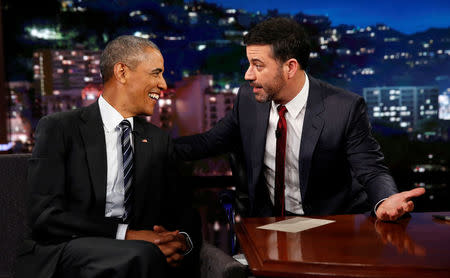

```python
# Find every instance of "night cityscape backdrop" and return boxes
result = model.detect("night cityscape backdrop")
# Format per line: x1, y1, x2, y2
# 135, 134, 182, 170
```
1, 0, 449, 216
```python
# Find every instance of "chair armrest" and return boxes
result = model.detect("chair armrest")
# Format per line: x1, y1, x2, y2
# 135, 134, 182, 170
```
199, 242, 247, 278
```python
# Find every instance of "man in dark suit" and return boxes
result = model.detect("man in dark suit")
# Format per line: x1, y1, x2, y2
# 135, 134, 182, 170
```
16, 36, 200, 278
175, 18, 424, 221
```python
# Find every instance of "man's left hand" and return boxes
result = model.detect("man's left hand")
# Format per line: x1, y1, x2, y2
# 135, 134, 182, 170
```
153, 225, 187, 267
376, 187, 426, 221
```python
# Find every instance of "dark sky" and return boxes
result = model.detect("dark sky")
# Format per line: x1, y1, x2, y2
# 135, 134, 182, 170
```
200, 0, 450, 34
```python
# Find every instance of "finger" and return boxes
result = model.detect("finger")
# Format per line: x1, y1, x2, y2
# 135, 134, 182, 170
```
153, 225, 168, 232
403, 188, 425, 200
166, 253, 184, 267
170, 253, 184, 263
154, 225, 179, 235
390, 207, 404, 221
162, 240, 185, 253
154, 234, 177, 245
377, 210, 387, 221
159, 244, 178, 257
403, 200, 414, 212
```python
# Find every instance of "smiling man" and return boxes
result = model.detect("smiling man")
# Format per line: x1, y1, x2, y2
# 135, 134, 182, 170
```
175, 18, 425, 221
16, 36, 200, 278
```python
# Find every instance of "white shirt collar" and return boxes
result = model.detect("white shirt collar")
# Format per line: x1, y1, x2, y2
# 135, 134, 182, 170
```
272, 72, 309, 119
98, 95, 134, 132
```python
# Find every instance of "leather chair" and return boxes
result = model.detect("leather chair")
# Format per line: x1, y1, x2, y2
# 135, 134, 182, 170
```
0, 154, 246, 278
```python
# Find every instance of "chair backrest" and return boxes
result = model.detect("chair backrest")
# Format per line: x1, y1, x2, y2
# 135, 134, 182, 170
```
0, 154, 31, 278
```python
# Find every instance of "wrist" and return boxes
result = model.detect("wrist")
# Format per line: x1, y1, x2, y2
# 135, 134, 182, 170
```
179, 232, 193, 255
125, 229, 136, 240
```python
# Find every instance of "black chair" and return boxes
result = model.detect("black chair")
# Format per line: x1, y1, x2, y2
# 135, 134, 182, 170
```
0, 154, 246, 278
218, 151, 250, 255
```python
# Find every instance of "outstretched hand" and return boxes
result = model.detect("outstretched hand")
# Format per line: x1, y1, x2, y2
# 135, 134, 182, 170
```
376, 187, 425, 221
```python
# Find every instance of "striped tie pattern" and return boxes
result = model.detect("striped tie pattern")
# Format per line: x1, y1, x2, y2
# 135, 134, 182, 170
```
119, 120, 134, 222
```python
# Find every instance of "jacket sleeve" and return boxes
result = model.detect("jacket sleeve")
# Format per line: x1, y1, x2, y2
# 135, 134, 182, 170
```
28, 115, 119, 243
344, 97, 399, 207
164, 134, 202, 262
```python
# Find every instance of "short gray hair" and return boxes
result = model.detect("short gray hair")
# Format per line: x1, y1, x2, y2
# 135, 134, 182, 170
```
100, 35, 160, 82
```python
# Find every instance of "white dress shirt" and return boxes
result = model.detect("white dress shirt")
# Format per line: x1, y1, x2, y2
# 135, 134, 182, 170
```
263, 73, 309, 214
98, 96, 194, 251
98, 95, 133, 239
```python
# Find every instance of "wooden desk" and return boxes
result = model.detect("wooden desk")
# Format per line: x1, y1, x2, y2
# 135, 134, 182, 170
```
236, 212, 450, 277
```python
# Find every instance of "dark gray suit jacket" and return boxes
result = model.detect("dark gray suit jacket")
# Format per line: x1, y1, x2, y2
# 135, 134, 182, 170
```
175, 76, 398, 216
16, 102, 200, 278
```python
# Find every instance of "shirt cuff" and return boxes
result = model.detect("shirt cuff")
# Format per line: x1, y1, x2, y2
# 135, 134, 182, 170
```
179, 231, 193, 256
116, 223, 128, 240
373, 198, 388, 216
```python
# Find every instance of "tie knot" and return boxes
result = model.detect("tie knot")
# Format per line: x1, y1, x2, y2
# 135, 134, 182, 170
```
277, 105, 287, 117
119, 120, 131, 130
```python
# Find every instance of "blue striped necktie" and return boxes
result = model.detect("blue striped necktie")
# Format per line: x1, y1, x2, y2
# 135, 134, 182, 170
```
119, 119, 134, 222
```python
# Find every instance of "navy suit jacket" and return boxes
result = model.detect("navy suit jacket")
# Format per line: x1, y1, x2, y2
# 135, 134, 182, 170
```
16, 102, 200, 278
175, 75, 398, 216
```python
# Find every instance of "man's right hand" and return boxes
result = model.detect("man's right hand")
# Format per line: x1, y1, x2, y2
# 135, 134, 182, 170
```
125, 229, 179, 244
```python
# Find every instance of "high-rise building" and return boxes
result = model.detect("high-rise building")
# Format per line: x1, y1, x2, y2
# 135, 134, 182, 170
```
33, 49, 102, 115
7, 82, 33, 145
439, 88, 450, 120
174, 75, 212, 136
204, 89, 235, 131
363, 86, 439, 130
173, 74, 237, 136
363, 86, 439, 131
150, 89, 177, 132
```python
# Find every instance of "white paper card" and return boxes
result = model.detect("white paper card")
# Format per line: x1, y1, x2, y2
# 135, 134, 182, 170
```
233, 253, 248, 265
257, 217, 335, 233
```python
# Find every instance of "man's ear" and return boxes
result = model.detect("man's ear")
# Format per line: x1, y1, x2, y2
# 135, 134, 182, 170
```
113, 62, 127, 84
285, 58, 299, 79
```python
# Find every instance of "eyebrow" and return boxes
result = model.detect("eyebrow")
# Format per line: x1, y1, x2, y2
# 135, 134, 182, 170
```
250, 58, 264, 64
151, 68, 163, 74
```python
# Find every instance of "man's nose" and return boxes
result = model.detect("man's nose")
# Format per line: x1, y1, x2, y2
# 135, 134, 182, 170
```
244, 66, 255, 81
159, 77, 167, 90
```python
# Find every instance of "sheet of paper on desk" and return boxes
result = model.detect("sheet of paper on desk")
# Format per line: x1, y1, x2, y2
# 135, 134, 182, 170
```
257, 217, 335, 233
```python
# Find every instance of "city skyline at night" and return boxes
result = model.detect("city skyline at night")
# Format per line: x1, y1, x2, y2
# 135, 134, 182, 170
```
203, 0, 450, 34
3, 0, 450, 151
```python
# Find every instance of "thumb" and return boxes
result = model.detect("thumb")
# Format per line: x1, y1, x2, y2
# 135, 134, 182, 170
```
153, 225, 168, 233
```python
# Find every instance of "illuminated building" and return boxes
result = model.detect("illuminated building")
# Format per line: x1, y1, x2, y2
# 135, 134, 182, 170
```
33, 49, 102, 115
7, 82, 33, 149
81, 84, 103, 107
439, 89, 450, 120
204, 89, 235, 131
363, 86, 439, 130
173, 74, 238, 136
174, 75, 212, 136
150, 89, 177, 131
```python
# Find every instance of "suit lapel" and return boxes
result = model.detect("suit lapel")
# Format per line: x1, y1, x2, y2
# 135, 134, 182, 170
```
299, 76, 325, 200
251, 101, 271, 188
79, 102, 107, 213
132, 118, 156, 219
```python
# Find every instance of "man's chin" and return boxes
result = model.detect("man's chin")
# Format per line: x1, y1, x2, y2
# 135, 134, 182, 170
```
254, 92, 271, 103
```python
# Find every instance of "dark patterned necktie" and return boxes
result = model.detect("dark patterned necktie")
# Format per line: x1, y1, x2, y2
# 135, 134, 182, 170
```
119, 120, 134, 222
275, 105, 287, 216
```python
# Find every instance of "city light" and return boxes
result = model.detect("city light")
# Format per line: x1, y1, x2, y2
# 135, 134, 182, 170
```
133, 32, 150, 39
27, 27, 63, 40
